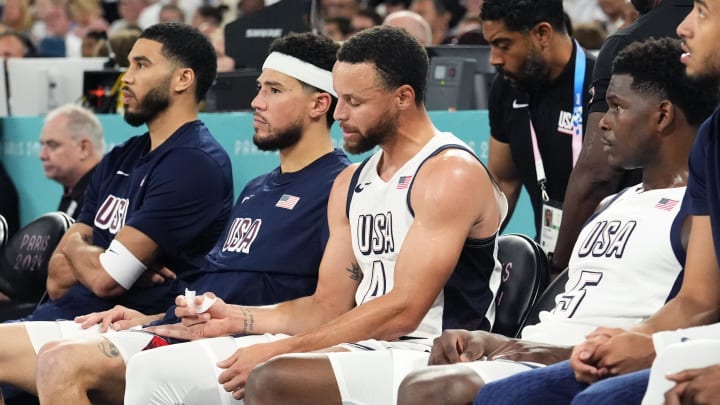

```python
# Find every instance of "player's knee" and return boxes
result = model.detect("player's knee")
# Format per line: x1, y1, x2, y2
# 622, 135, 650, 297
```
398, 367, 485, 405
36, 340, 78, 385
246, 355, 302, 403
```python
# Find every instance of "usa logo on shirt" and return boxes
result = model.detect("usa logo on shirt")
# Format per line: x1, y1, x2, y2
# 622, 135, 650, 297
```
276, 194, 300, 210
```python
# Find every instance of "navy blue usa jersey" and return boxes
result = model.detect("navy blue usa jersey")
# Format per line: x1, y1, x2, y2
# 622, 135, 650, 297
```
180, 149, 350, 308
29, 120, 233, 320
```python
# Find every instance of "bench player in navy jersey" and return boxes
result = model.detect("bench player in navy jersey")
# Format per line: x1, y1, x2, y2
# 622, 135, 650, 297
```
0, 22, 234, 402
0, 32, 352, 404
396, 37, 720, 405
99, 25, 508, 405
35, 22, 234, 319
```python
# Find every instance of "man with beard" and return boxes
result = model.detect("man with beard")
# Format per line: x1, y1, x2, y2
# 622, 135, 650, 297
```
0, 31, 350, 404
468, 1, 720, 404
396, 37, 719, 405
98, 26, 507, 405
0, 22, 234, 403
552, 0, 692, 277
483, 0, 594, 255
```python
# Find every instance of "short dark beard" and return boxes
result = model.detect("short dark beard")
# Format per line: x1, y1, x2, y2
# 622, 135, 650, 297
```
253, 120, 303, 151
123, 79, 171, 127
344, 110, 398, 154
501, 47, 549, 90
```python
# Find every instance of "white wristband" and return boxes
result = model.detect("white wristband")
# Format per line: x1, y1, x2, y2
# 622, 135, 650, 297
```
99, 239, 147, 290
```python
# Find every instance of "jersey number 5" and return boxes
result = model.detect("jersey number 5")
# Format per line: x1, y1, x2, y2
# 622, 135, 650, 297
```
553, 270, 603, 318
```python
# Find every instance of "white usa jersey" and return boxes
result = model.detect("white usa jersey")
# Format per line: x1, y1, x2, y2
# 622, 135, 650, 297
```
522, 185, 687, 346
346, 131, 507, 339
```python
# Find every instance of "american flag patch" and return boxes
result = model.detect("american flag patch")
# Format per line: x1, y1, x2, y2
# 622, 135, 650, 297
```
397, 176, 412, 189
276, 194, 300, 210
655, 198, 679, 211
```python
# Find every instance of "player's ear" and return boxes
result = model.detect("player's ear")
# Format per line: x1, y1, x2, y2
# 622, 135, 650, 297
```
173, 67, 194, 94
309, 92, 332, 119
656, 100, 674, 133
395, 84, 415, 110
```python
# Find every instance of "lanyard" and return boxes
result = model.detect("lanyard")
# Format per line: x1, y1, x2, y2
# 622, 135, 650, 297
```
530, 41, 586, 202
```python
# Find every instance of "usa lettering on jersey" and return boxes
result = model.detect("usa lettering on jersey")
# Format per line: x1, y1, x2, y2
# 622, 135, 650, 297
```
577, 220, 637, 258
222, 217, 262, 254
356, 212, 395, 255
94, 195, 129, 234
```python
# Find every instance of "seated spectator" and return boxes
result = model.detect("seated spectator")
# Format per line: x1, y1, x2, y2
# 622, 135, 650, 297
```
411, 0, 452, 44
32, 0, 82, 57
81, 29, 109, 57
69, 0, 110, 39
323, 16, 352, 42
384, 9, 432, 45
0, 31, 35, 58
399, 37, 720, 405
350, 7, 382, 33
157, 4, 184, 23
107, 26, 141, 67
573, 21, 607, 51
1, 0, 33, 35
39, 104, 105, 220
321, 0, 359, 19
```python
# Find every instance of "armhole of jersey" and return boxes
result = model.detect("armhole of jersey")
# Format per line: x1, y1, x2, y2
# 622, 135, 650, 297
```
666, 193, 690, 302
584, 186, 634, 226
405, 144, 498, 217
346, 157, 372, 219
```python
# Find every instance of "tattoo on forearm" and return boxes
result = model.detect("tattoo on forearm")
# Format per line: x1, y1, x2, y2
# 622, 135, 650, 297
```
241, 306, 254, 335
346, 262, 361, 281
98, 340, 120, 358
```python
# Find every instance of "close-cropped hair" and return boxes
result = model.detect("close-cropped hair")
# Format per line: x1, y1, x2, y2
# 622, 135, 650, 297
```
612, 37, 720, 127
267, 32, 340, 128
140, 23, 217, 102
45, 104, 106, 154
337, 25, 429, 105
481, 0, 567, 34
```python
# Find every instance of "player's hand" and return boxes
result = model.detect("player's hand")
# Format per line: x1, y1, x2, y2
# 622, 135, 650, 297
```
74, 305, 149, 332
570, 330, 615, 383
428, 329, 501, 365
174, 292, 229, 325
146, 295, 232, 339
665, 365, 720, 405
217, 343, 281, 400
593, 328, 654, 376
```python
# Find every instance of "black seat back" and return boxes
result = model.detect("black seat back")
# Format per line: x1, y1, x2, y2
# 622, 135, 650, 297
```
491, 233, 550, 337
0, 212, 73, 301
520, 268, 570, 330
0, 215, 7, 249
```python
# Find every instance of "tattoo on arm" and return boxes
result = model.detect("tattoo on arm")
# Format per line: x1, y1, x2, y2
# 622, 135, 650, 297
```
98, 340, 121, 358
241, 306, 254, 335
346, 262, 361, 281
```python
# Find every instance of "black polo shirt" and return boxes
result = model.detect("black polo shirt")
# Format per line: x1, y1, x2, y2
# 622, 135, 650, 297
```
58, 165, 96, 220
489, 42, 595, 236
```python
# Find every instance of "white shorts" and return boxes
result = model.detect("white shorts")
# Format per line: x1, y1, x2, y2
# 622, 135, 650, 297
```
124, 336, 430, 405
24, 321, 141, 355
124, 333, 289, 405
461, 358, 544, 383
328, 339, 431, 404
642, 339, 720, 405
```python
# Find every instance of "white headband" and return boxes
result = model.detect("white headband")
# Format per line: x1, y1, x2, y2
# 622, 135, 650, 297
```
262, 51, 337, 97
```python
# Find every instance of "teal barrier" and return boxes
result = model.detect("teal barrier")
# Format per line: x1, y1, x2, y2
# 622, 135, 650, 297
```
1, 110, 534, 237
